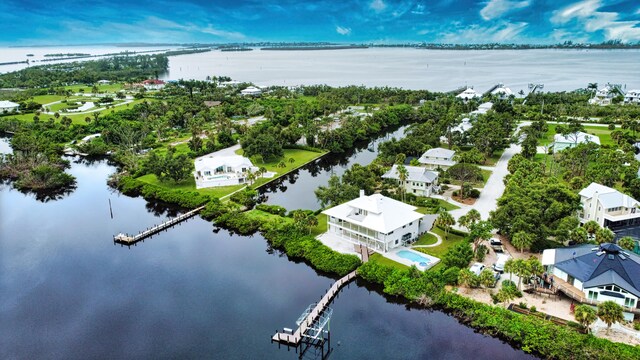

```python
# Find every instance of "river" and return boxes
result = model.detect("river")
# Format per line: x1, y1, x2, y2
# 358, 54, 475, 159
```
0, 136, 535, 359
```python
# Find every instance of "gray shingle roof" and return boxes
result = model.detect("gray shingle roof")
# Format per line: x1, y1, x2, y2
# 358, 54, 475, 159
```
382, 165, 438, 183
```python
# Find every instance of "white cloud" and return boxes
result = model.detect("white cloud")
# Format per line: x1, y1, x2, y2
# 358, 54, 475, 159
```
480, 0, 531, 21
440, 21, 529, 43
551, 0, 640, 42
370, 0, 387, 12
336, 25, 352, 35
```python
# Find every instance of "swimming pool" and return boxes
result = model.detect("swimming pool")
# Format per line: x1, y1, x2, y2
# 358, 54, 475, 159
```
397, 250, 431, 265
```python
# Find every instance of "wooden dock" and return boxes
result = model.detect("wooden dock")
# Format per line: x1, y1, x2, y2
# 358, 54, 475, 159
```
113, 205, 205, 245
272, 270, 358, 346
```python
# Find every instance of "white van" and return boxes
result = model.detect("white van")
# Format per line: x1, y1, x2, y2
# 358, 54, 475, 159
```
493, 254, 510, 273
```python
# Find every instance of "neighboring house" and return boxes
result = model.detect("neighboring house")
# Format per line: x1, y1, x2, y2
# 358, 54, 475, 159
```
470, 102, 493, 116
440, 117, 473, 144
418, 147, 456, 170
382, 165, 439, 197
0, 100, 20, 113
193, 153, 258, 189
456, 88, 480, 102
142, 79, 166, 90
220, 80, 242, 87
322, 191, 429, 253
589, 84, 620, 106
241, 86, 262, 96
97, 79, 111, 84
489, 83, 513, 100
542, 243, 640, 321
552, 131, 600, 152
577, 182, 640, 230
625, 90, 640, 105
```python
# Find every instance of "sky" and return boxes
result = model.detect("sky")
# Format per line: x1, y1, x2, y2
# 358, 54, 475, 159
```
0, 0, 639, 45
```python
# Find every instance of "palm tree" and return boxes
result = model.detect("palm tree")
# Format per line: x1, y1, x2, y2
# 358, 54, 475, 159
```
583, 220, 600, 238
569, 227, 588, 244
436, 211, 455, 239
617, 236, 635, 251
504, 259, 515, 282
512, 259, 530, 291
458, 215, 470, 230
479, 268, 496, 290
574, 305, 597, 333
466, 209, 481, 224
597, 301, 624, 334
458, 269, 475, 291
595, 227, 614, 244
527, 257, 544, 288
511, 231, 535, 253
396, 164, 409, 202
288, 157, 295, 165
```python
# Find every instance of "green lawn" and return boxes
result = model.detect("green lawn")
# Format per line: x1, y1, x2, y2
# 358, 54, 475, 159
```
137, 173, 245, 198
415, 197, 460, 214
413, 227, 467, 271
369, 253, 410, 270
310, 213, 328, 236
236, 148, 328, 188
448, 168, 492, 188
245, 209, 294, 226
414, 232, 438, 246
540, 124, 620, 147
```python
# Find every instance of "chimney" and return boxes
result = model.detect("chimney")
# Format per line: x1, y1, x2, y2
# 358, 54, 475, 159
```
360, 189, 365, 198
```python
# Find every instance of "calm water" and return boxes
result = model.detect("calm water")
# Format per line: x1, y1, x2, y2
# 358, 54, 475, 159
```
0, 141, 535, 359
164, 48, 640, 92
260, 125, 407, 210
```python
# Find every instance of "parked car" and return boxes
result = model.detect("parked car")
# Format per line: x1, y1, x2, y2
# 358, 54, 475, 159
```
493, 254, 511, 273
469, 262, 485, 276
490, 238, 504, 253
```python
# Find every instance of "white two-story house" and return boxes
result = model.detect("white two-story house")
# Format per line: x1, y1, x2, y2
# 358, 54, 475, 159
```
418, 147, 457, 170
625, 90, 640, 105
542, 243, 640, 321
578, 182, 640, 230
382, 165, 439, 197
552, 131, 600, 153
322, 191, 429, 253
194, 153, 258, 189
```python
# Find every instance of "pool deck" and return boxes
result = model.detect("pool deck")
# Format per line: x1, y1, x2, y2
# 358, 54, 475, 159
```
384, 248, 440, 271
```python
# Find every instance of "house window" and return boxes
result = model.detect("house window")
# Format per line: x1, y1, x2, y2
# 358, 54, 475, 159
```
613, 286, 621, 292
605, 285, 613, 291
625, 298, 635, 307
395, 239, 399, 245
588, 291, 598, 300
204, 171, 211, 176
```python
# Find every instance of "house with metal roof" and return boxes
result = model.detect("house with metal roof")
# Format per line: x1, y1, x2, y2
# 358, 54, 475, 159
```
578, 182, 640, 231
0, 100, 20, 113
418, 147, 456, 170
382, 165, 439, 197
542, 243, 640, 320
552, 131, 600, 152
625, 90, 640, 105
322, 191, 430, 253
456, 88, 480, 102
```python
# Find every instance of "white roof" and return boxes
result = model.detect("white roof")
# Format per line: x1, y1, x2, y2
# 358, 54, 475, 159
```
382, 165, 438, 183
491, 85, 512, 96
421, 147, 455, 159
0, 100, 19, 108
195, 154, 254, 171
553, 131, 600, 145
241, 86, 262, 95
579, 182, 640, 209
625, 90, 640, 97
450, 118, 473, 133
322, 193, 425, 234
456, 88, 480, 100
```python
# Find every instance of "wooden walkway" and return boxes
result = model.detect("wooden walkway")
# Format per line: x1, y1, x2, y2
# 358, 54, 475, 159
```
113, 205, 206, 245
272, 270, 358, 346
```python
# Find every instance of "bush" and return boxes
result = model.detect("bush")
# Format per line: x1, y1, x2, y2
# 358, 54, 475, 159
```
468, 189, 481, 198
442, 266, 461, 285
255, 204, 287, 217
442, 242, 473, 268
530, 305, 537, 313
519, 302, 528, 309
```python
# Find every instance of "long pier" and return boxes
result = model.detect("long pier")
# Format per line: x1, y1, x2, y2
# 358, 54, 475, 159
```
272, 270, 358, 346
113, 205, 205, 245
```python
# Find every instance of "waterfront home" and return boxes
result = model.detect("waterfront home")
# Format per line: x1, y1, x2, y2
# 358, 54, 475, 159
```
552, 131, 600, 152
193, 152, 258, 189
589, 84, 620, 106
0, 100, 19, 113
240, 86, 262, 96
142, 79, 166, 90
418, 147, 456, 170
577, 182, 640, 230
470, 102, 493, 116
382, 165, 439, 197
97, 79, 111, 84
542, 243, 640, 321
625, 90, 640, 105
322, 191, 429, 253
488, 83, 512, 100
456, 88, 480, 102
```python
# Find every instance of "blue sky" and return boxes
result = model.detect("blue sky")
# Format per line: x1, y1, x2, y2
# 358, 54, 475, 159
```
1, 0, 639, 45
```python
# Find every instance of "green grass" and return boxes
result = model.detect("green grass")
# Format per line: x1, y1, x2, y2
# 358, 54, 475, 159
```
448, 169, 492, 188
310, 213, 328, 236
415, 232, 438, 246
369, 253, 410, 270
136, 173, 245, 198
415, 227, 466, 272
236, 148, 328, 188
245, 209, 294, 225
540, 124, 621, 147
415, 198, 460, 214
